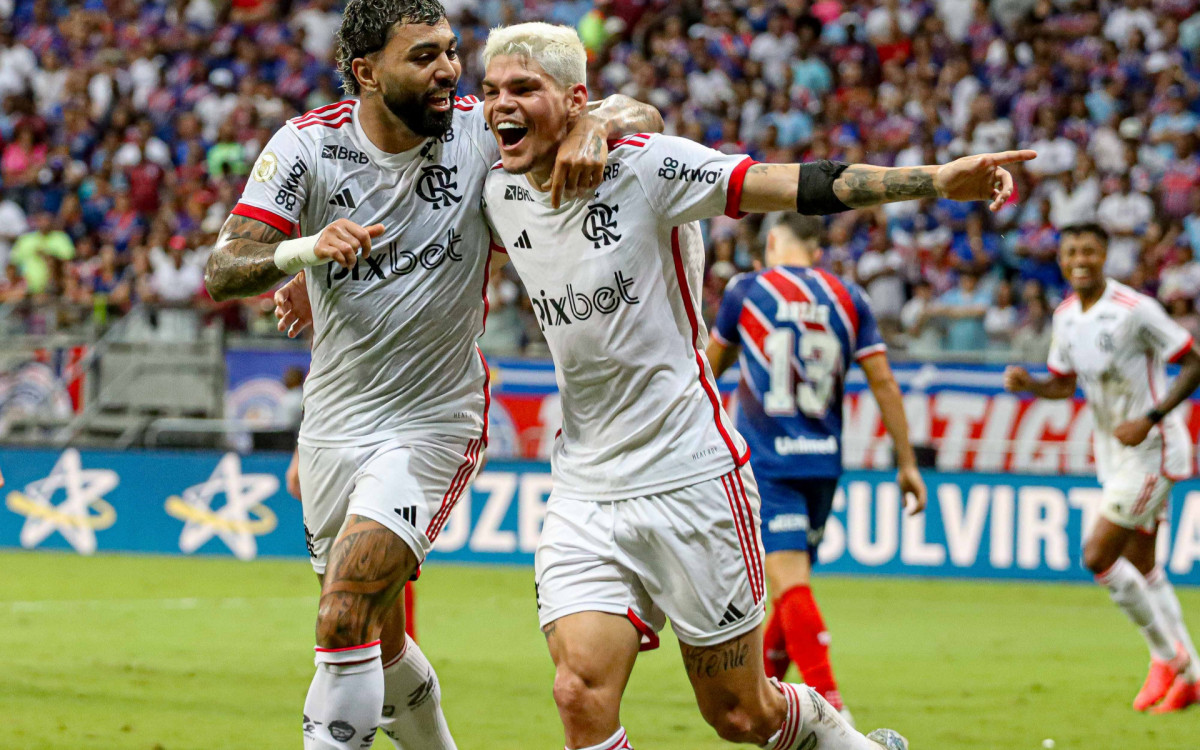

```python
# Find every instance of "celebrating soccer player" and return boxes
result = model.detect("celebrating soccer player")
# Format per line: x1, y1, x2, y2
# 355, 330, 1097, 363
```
204, 1, 661, 747
705, 214, 927, 723
1005, 224, 1200, 713
478, 22, 1032, 750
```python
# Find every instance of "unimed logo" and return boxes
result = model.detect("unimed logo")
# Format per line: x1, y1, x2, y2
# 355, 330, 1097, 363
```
530, 271, 639, 329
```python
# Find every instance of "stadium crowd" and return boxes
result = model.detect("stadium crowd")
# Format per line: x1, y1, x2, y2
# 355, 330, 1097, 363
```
1, 0, 1199, 361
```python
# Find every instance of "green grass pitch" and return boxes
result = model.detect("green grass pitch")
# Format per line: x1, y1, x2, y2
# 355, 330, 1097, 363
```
1, 550, 1196, 749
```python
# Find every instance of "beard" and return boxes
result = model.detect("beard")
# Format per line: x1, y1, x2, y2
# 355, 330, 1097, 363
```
381, 83, 455, 138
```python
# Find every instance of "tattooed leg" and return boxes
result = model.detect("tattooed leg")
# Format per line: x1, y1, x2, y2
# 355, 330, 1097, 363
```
543, 611, 641, 749
303, 516, 419, 750
316, 514, 418, 649
682, 626, 891, 749
681, 626, 789, 744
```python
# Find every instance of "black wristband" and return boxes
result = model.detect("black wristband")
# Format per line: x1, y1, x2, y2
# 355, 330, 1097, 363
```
1147, 407, 1166, 424
797, 160, 853, 215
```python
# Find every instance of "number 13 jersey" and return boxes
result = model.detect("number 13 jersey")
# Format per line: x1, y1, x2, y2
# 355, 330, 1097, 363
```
713, 264, 885, 480
483, 133, 754, 501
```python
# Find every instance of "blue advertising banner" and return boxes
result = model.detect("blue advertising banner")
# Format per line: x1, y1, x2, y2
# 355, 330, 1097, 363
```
3, 448, 1199, 584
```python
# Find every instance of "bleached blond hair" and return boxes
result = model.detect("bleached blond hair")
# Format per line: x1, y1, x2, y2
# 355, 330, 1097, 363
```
482, 22, 587, 89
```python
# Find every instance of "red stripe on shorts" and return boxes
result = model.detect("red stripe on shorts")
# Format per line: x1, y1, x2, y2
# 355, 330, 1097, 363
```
720, 472, 763, 602
426, 439, 481, 543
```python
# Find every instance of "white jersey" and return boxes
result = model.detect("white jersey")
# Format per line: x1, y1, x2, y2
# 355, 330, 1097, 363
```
483, 133, 755, 500
234, 97, 500, 447
1048, 279, 1194, 482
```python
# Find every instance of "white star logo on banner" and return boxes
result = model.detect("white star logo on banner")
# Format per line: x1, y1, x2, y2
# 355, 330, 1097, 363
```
165, 453, 279, 561
5, 449, 119, 555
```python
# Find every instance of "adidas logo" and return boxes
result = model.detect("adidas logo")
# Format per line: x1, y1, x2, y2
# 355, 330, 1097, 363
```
328, 187, 356, 209
514, 229, 532, 249
717, 601, 746, 627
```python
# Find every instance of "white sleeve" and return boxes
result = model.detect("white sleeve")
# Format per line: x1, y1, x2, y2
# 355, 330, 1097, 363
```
1135, 297, 1194, 362
232, 124, 311, 236
1046, 317, 1074, 376
454, 96, 501, 167
622, 134, 757, 225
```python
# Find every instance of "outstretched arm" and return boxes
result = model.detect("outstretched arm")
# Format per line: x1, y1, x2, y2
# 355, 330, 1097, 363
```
551, 95, 665, 207
738, 150, 1037, 216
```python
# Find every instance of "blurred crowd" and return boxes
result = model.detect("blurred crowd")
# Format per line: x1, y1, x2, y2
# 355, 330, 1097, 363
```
2, 0, 1200, 362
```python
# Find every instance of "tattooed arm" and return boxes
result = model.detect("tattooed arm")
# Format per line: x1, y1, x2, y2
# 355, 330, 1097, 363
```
550, 95, 665, 207
584, 94, 666, 138
205, 216, 383, 301
737, 149, 1038, 215
204, 215, 291, 301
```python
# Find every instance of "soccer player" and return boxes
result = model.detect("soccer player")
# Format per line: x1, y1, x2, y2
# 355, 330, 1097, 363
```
203, 1, 661, 747
478, 22, 1032, 750
1005, 223, 1200, 713
704, 214, 927, 721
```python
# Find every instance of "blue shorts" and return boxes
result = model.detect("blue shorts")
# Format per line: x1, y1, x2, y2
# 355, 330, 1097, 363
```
757, 475, 839, 560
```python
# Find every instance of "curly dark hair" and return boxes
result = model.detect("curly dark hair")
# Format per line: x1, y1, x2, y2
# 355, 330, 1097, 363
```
335, 0, 447, 95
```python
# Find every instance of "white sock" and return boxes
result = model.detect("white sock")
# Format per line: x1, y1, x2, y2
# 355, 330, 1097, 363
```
1096, 559, 1175, 663
764, 681, 880, 750
1145, 567, 1200, 681
570, 726, 633, 750
378, 635, 457, 749
303, 641, 385, 750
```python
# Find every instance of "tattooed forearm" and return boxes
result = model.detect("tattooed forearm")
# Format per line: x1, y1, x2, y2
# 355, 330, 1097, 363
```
586, 95, 665, 136
204, 214, 291, 301
834, 165, 938, 208
680, 640, 751, 680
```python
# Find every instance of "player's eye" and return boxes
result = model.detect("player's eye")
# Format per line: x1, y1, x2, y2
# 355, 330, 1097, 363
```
446, 48, 459, 60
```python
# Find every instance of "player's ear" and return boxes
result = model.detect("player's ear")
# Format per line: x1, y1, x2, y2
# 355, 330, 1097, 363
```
352, 56, 380, 94
567, 83, 588, 117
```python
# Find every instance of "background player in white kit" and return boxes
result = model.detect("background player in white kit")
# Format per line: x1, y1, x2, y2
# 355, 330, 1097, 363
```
1005, 224, 1200, 714
203, 1, 662, 747
478, 23, 1034, 750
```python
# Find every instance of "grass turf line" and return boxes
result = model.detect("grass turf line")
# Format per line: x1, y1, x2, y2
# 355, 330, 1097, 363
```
0, 551, 1196, 749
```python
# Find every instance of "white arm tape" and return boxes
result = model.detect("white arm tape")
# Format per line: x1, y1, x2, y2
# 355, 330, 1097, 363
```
273, 234, 322, 275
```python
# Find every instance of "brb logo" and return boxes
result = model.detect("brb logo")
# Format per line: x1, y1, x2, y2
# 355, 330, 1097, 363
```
582, 200, 621, 249
416, 164, 462, 209
657, 156, 721, 184
530, 270, 639, 329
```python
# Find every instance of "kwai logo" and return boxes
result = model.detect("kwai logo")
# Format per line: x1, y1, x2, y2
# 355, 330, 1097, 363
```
530, 271, 639, 329
657, 157, 721, 184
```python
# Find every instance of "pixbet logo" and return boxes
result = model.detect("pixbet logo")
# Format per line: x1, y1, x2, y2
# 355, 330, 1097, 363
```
416, 164, 462, 209
657, 157, 721, 184
324, 228, 463, 286
530, 270, 640, 329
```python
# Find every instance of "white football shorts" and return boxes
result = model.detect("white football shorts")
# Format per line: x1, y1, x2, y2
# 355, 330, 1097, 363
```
298, 434, 485, 573
1101, 449, 1172, 533
535, 466, 767, 648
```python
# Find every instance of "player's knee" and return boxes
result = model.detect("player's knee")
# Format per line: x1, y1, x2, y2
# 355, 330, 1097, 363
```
552, 669, 595, 717
1083, 544, 1115, 575
314, 595, 372, 650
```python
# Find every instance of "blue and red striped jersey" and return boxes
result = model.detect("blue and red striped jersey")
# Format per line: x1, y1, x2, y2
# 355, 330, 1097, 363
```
713, 265, 886, 479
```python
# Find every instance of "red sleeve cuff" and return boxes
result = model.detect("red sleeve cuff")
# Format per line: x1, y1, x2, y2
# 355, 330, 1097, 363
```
1168, 335, 1194, 363
724, 157, 758, 219
1046, 364, 1073, 378
231, 203, 297, 237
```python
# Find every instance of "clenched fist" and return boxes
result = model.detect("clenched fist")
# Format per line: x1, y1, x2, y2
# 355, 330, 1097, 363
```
1003, 365, 1034, 393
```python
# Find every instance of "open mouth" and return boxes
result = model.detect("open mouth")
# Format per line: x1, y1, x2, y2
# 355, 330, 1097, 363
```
496, 121, 528, 149
428, 92, 452, 112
